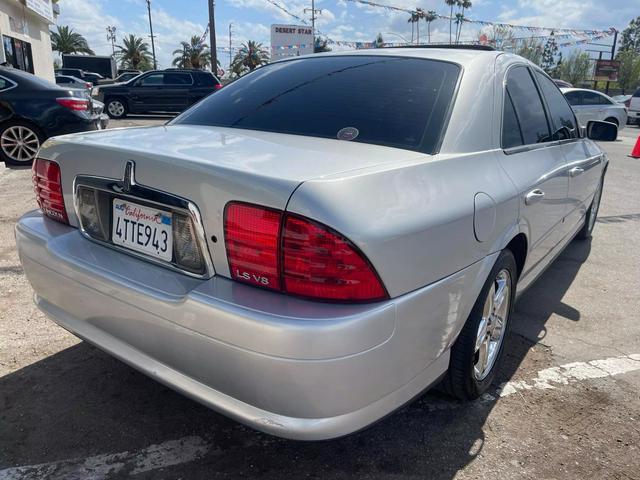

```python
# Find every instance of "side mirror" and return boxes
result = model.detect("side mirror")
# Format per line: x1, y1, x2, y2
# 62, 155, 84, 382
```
586, 120, 617, 141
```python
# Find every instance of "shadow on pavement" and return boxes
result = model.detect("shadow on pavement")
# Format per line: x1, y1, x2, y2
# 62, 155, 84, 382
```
0, 239, 592, 479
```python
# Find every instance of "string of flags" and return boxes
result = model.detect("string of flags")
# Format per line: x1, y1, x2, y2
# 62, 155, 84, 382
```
271, 44, 312, 50
342, 0, 615, 37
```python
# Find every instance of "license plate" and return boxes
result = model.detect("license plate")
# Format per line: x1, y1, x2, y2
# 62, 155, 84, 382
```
112, 199, 173, 261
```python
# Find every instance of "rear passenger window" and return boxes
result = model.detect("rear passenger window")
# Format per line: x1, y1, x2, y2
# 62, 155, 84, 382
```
505, 66, 551, 146
534, 71, 578, 140
564, 91, 581, 105
582, 91, 603, 105
164, 73, 193, 85
502, 92, 524, 148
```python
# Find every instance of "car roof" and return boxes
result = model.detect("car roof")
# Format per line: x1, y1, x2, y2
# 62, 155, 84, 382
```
277, 47, 505, 68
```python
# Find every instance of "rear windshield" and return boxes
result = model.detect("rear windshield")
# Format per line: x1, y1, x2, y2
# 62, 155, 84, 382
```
173, 56, 460, 153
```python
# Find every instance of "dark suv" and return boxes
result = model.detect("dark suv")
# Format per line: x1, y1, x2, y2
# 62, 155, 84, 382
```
96, 69, 222, 119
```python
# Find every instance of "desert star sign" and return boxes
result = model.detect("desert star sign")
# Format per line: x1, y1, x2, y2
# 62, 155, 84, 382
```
270, 25, 314, 61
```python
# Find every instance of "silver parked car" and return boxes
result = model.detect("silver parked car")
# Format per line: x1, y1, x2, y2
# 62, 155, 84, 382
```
17, 47, 616, 440
561, 87, 628, 130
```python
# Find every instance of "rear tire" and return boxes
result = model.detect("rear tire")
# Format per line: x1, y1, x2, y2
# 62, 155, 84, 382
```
442, 250, 517, 400
105, 97, 127, 119
0, 120, 43, 166
576, 175, 604, 240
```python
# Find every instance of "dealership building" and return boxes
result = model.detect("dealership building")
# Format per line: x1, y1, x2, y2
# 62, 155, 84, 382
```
0, 0, 57, 81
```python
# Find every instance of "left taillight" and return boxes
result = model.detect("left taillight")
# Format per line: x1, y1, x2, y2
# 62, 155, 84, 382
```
56, 97, 89, 111
214, 83, 223, 90
224, 202, 388, 302
32, 158, 69, 224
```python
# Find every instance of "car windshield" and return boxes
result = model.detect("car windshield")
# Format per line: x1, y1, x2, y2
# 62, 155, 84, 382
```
173, 55, 461, 153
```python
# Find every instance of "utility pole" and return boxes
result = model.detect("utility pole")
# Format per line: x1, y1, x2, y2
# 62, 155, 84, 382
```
304, 0, 321, 46
106, 26, 117, 56
208, 0, 218, 75
228, 22, 234, 73
146, 0, 157, 69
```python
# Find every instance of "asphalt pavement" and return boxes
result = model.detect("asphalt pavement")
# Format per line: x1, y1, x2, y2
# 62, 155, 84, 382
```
0, 120, 639, 480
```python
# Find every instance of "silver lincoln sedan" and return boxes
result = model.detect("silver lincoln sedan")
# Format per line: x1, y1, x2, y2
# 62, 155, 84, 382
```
16, 47, 616, 440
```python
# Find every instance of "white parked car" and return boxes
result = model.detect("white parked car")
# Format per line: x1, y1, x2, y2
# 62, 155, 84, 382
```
627, 88, 640, 125
561, 88, 627, 130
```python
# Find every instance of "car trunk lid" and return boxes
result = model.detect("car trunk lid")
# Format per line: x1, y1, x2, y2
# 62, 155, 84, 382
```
38, 124, 423, 278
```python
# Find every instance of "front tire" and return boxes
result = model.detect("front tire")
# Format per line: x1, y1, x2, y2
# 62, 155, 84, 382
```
442, 250, 517, 400
105, 98, 127, 119
0, 121, 43, 166
576, 175, 604, 240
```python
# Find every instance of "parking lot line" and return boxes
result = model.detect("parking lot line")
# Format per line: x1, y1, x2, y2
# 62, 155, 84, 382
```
497, 354, 640, 397
0, 436, 210, 480
1, 354, 639, 479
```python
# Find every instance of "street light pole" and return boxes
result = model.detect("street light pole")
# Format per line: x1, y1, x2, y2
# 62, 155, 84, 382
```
228, 22, 234, 72
106, 26, 117, 55
208, 0, 218, 74
146, 0, 157, 69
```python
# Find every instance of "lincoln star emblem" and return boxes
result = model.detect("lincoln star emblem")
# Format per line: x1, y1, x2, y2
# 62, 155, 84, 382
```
122, 160, 136, 193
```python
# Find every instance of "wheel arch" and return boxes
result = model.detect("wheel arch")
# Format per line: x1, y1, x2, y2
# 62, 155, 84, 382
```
504, 232, 528, 280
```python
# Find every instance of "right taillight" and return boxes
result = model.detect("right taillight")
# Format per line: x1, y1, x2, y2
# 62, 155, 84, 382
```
32, 158, 69, 224
56, 97, 89, 111
224, 202, 388, 302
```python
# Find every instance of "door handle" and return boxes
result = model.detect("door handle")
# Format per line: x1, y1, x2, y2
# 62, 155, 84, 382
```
569, 167, 585, 177
525, 189, 545, 205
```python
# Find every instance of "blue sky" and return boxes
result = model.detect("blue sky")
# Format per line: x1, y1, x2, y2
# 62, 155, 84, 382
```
56, 0, 639, 71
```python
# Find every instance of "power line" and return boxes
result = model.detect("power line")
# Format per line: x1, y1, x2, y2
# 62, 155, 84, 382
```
263, 0, 308, 25
342, 0, 614, 36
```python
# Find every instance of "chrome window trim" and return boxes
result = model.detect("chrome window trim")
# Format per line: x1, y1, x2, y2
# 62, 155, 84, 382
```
0, 75, 18, 93
73, 173, 215, 279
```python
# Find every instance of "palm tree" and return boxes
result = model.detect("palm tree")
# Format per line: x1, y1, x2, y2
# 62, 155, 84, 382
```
425, 10, 437, 44
116, 34, 152, 70
456, 0, 472, 43
50, 25, 94, 55
172, 36, 211, 69
407, 12, 419, 44
454, 13, 465, 44
415, 8, 426, 44
445, 0, 457, 44
230, 41, 269, 73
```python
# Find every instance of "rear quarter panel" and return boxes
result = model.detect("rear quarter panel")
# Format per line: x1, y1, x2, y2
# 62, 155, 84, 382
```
286, 151, 520, 297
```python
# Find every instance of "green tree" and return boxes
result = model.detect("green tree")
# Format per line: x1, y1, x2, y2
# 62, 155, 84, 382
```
456, 0, 472, 43
477, 25, 514, 50
373, 33, 385, 48
50, 25, 94, 55
616, 49, 640, 93
541, 31, 559, 73
516, 39, 544, 66
620, 17, 640, 53
230, 41, 269, 73
425, 10, 437, 44
116, 34, 152, 71
314, 37, 331, 53
558, 51, 592, 86
172, 36, 212, 69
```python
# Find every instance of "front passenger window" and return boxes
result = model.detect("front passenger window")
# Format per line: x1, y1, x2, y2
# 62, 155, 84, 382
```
534, 71, 578, 140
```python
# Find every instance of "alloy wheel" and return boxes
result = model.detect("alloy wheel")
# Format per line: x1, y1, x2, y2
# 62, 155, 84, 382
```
1, 125, 40, 163
108, 100, 125, 117
473, 269, 511, 381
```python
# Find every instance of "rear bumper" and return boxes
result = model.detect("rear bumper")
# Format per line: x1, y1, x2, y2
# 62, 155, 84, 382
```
16, 211, 496, 440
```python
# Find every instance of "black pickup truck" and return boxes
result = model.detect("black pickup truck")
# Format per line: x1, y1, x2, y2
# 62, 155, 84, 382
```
95, 69, 222, 119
